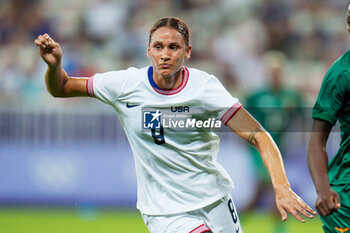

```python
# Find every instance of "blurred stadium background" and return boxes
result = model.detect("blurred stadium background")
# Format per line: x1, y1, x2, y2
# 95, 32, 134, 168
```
0, 0, 347, 232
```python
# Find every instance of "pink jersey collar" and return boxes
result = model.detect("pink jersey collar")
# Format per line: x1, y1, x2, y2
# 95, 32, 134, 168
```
148, 66, 189, 95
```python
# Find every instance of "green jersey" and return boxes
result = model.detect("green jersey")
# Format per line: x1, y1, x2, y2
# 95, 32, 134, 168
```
247, 88, 304, 147
313, 50, 350, 187
246, 87, 305, 183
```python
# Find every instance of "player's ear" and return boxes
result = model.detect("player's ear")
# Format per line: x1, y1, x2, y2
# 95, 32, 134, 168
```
147, 44, 151, 58
185, 45, 192, 60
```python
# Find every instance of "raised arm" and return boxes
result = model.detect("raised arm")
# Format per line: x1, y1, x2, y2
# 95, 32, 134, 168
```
226, 107, 316, 222
307, 119, 340, 216
34, 33, 88, 97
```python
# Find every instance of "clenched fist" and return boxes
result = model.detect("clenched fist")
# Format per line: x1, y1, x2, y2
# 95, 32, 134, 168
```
34, 33, 62, 67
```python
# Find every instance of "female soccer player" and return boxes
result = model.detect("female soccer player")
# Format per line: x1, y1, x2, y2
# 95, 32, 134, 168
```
307, 2, 350, 232
35, 17, 315, 233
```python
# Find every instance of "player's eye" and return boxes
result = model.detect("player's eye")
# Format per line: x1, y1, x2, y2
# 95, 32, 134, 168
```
154, 44, 162, 50
169, 45, 178, 51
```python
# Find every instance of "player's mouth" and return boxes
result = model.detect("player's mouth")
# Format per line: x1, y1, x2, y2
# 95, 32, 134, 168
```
160, 64, 171, 69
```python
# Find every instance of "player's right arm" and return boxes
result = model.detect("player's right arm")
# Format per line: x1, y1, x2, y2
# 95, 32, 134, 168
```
34, 34, 88, 97
307, 119, 341, 216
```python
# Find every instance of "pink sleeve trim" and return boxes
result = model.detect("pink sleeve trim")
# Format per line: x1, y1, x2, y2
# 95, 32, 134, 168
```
189, 224, 211, 233
221, 102, 242, 125
86, 76, 95, 97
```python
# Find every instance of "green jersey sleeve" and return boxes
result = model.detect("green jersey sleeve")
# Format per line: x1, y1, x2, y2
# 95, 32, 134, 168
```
312, 70, 350, 125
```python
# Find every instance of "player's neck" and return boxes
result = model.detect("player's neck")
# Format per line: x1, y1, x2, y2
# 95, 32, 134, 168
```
154, 68, 183, 90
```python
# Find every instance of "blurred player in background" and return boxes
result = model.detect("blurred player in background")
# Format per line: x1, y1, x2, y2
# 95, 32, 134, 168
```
35, 16, 315, 233
307, 2, 350, 233
245, 51, 305, 233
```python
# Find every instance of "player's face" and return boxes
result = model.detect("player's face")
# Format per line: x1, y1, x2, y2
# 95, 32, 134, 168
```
148, 27, 191, 80
347, 4, 350, 33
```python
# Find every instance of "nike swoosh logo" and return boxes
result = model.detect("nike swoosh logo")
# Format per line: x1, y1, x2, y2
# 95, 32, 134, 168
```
126, 103, 140, 108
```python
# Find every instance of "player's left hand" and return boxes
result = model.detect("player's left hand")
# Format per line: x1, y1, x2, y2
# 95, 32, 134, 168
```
274, 184, 317, 223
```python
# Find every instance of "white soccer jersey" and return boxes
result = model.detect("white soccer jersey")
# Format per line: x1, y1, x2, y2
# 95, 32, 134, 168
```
87, 66, 242, 215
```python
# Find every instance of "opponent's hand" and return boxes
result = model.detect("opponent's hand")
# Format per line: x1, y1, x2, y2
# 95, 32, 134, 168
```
274, 184, 317, 223
34, 33, 62, 67
315, 188, 340, 216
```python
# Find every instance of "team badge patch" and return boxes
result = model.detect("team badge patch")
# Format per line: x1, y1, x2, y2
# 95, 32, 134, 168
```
335, 227, 349, 233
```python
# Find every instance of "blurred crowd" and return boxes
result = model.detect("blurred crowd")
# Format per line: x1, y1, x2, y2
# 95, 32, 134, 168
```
0, 0, 349, 109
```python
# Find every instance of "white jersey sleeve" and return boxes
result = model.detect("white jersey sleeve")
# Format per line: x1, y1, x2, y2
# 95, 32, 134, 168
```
87, 68, 138, 105
202, 75, 242, 124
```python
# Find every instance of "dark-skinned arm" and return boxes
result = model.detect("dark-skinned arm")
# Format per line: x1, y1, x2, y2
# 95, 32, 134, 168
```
307, 119, 341, 216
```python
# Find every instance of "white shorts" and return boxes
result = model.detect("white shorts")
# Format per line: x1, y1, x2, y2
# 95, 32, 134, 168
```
141, 194, 242, 233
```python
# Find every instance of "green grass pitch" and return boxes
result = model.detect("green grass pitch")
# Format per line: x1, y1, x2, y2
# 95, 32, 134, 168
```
0, 207, 322, 233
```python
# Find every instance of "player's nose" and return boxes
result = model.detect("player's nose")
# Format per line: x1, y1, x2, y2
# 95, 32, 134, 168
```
160, 48, 171, 60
